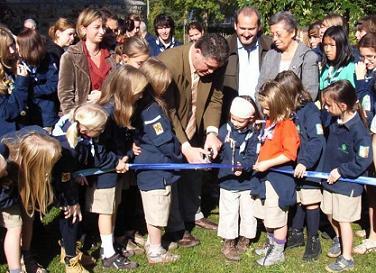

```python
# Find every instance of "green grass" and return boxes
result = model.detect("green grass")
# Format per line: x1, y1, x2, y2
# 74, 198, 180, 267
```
1, 209, 376, 273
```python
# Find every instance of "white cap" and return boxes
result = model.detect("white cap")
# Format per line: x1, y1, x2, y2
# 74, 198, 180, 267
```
230, 97, 255, 119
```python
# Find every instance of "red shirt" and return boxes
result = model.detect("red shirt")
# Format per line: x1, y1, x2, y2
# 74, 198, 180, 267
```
82, 43, 111, 90
258, 119, 300, 162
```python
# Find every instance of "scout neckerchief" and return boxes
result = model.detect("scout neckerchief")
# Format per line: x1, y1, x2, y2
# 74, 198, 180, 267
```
258, 121, 276, 144
325, 65, 344, 85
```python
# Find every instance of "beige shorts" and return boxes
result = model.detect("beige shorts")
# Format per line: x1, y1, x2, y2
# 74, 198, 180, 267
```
320, 190, 361, 223
297, 188, 322, 206
85, 184, 122, 214
140, 186, 171, 227
0, 204, 22, 229
253, 181, 288, 229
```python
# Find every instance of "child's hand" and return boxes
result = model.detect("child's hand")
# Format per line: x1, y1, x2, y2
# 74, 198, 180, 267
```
116, 157, 129, 173
253, 161, 269, 172
0, 155, 7, 178
75, 175, 89, 186
327, 168, 341, 184
294, 163, 307, 179
355, 62, 367, 80
87, 90, 101, 103
234, 162, 242, 176
63, 204, 82, 224
132, 142, 142, 156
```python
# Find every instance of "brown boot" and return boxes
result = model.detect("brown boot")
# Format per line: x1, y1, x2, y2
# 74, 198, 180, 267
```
65, 254, 89, 273
237, 236, 251, 254
221, 239, 241, 261
59, 240, 96, 266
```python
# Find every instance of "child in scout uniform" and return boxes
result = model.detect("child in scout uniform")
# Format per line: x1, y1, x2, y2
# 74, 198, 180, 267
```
251, 80, 300, 266
134, 58, 182, 264
216, 96, 260, 261
321, 80, 372, 272
275, 71, 326, 261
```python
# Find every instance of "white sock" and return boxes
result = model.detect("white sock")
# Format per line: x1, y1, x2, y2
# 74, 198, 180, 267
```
148, 244, 163, 256
100, 233, 116, 258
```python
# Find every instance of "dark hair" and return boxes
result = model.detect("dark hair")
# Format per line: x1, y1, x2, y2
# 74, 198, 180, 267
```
194, 33, 229, 66
100, 8, 118, 24
235, 6, 261, 26
154, 14, 175, 36
321, 25, 353, 69
358, 32, 376, 49
17, 28, 46, 66
269, 11, 297, 35
186, 21, 203, 34
274, 70, 312, 109
308, 20, 321, 38
322, 80, 367, 126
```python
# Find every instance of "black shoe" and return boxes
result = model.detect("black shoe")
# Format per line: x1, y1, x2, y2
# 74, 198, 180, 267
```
103, 253, 138, 270
286, 228, 304, 249
303, 234, 322, 261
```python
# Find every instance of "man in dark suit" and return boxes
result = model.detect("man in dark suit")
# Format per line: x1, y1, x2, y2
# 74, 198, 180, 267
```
222, 6, 272, 123
158, 34, 229, 247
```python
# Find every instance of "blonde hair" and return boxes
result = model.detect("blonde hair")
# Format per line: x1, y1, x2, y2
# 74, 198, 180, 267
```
122, 36, 149, 58
257, 81, 295, 123
76, 8, 102, 40
0, 27, 16, 95
2, 133, 62, 217
66, 103, 108, 148
98, 66, 148, 128
322, 14, 345, 28
48, 17, 75, 42
139, 58, 171, 112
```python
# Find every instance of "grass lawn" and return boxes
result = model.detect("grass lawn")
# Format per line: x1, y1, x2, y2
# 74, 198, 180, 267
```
1, 208, 375, 273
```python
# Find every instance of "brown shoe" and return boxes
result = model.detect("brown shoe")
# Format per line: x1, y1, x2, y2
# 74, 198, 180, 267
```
222, 239, 240, 261
195, 218, 218, 230
177, 231, 200, 248
237, 236, 251, 254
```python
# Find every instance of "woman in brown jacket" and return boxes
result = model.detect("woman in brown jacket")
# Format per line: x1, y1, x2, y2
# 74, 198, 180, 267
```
58, 8, 116, 114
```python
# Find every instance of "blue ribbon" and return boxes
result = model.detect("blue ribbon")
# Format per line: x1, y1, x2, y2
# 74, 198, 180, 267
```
271, 168, 376, 187
73, 163, 238, 178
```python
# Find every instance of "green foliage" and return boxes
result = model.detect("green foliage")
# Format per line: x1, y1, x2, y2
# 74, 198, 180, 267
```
40, 206, 62, 225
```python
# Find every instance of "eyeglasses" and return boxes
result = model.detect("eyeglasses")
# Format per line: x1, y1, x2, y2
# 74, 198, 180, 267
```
360, 55, 376, 62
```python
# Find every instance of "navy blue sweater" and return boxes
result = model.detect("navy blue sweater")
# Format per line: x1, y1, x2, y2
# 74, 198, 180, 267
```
322, 113, 372, 197
0, 75, 30, 137
356, 69, 376, 125
217, 122, 259, 191
295, 102, 326, 188
134, 100, 182, 191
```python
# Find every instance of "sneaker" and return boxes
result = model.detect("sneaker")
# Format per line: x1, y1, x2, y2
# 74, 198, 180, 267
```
147, 249, 180, 264
303, 235, 322, 261
255, 236, 273, 256
237, 236, 251, 254
102, 253, 138, 270
353, 238, 376, 254
286, 228, 304, 249
257, 242, 285, 266
325, 255, 354, 272
65, 254, 89, 273
327, 237, 341, 258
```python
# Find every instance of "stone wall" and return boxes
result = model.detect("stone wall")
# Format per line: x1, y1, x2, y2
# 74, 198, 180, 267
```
0, 0, 146, 34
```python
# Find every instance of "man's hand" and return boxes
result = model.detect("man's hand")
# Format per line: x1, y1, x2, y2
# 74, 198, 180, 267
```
204, 133, 222, 159
182, 142, 208, 163
62, 204, 82, 223
116, 156, 129, 173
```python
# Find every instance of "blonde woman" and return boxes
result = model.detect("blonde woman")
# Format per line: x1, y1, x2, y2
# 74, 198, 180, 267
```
58, 8, 116, 114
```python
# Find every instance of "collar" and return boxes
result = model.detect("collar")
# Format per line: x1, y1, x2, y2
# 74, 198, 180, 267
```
188, 44, 196, 75
236, 37, 259, 52
336, 112, 358, 129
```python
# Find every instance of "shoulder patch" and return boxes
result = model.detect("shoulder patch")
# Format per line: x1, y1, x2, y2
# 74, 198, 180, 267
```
144, 115, 161, 125
359, 145, 370, 158
153, 122, 164, 135
316, 124, 324, 135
